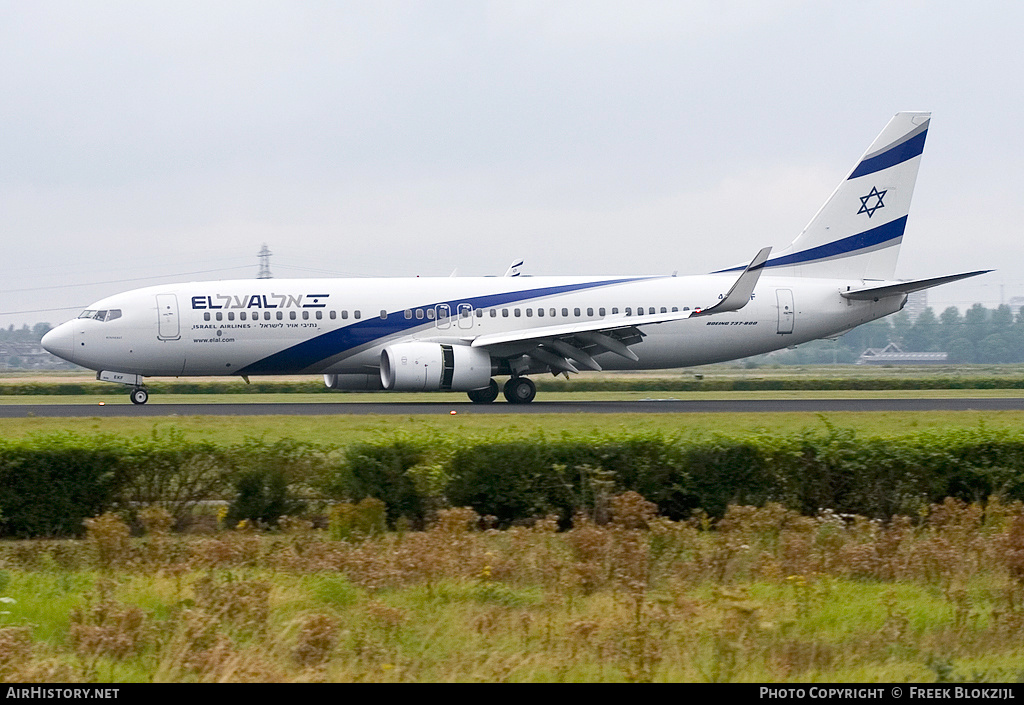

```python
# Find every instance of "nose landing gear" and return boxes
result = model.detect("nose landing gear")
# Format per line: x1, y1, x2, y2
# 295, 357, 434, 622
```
96, 371, 149, 405
130, 387, 149, 405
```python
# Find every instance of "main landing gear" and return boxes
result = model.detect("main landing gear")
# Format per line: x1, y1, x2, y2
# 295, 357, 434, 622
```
502, 376, 536, 404
467, 379, 500, 404
465, 377, 537, 404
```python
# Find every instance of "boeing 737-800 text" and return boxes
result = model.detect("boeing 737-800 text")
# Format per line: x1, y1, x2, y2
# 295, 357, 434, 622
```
42, 112, 988, 404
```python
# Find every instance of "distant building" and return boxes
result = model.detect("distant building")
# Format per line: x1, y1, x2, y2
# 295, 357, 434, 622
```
903, 290, 928, 322
1010, 296, 1024, 318
0, 342, 78, 370
856, 342, 948, 365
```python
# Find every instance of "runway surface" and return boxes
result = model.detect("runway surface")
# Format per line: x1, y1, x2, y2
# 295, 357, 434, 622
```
3, 398, 1024, 417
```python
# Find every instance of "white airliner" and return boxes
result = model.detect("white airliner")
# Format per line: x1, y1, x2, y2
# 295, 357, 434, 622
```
42, 112, 988, 405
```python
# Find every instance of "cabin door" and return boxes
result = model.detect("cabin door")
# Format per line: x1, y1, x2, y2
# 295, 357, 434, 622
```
156, 294, 181, 340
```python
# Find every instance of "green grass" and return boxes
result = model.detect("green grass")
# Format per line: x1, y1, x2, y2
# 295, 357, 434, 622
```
4, 409, 1024, 446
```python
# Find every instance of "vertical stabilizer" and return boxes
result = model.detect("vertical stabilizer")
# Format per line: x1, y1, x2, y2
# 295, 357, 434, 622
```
741, 112, 930, 280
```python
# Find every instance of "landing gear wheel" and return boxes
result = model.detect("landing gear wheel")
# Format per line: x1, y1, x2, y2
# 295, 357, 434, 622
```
503, 377, 536, 404
467, 379, 499, 404
130, 388, 149, 405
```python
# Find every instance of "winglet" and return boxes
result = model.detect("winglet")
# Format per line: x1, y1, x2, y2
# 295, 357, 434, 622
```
503, 259, 524, 277
693, 247, 771, 317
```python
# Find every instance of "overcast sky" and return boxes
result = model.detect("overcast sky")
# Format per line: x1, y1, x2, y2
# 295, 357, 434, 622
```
2, 1, 1022, 328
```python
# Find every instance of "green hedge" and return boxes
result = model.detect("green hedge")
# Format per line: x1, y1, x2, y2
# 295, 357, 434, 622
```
0, 435, 123, 537
4, 375, 1024, 395
3, 427, 1024, 537
0, 432, 329, 538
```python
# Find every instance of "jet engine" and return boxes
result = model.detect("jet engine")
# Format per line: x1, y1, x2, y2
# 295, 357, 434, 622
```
380, 342, 492, 392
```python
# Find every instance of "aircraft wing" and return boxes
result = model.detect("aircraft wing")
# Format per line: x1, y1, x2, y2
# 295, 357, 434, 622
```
469, 248, 771, 373
840, 270, 992, 301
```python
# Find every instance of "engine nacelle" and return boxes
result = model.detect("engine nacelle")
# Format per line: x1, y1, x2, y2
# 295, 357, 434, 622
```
323, 373, 384, 390
380, 342, 492, 392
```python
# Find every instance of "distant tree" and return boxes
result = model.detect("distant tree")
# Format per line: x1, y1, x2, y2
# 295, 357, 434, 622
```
991, 304, 1013, 330
978, 334, 1012, 363
889, 311, 912, 347
904, 307, 938, 351
947, 338, 976, 363
32, 323, 51, 341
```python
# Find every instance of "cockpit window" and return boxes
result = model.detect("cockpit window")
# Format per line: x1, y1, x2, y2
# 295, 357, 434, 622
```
77, 309, 121, 322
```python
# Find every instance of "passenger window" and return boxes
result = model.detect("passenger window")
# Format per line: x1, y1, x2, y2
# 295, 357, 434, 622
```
354, 311, 361, 319
276, 311, 283, 320
404, 309, 412, 319
537, 308, 544, 317
649, 307, 656, 315
240, 312, 247, 321
228, 312, 235, 321
574, 308, 581, 317
204, 312, 211, 321
216, 312, 223, 321
526, 308, 533, 317
316, 311, 323, 320
329, 311, 336, 320
380, 310, 387, 319
514, 309, 521, 317
561, 308, 568, 317
660, 307, 667, 314
300, 311, 307, 320
289, 311, 296, 320
265, 312, 271, 320
426, 308, 435, 320
415, 309, 424, 319
476, 309, 483, 317
599, 307, 606, 316
502, 309, 509, 318
625, 307, 631, 316
671, 307, 678, 313
489, 309, 497, 318
549, 308, 555, 317
683, 307, 690, 311
341, 310, 348, 319
587, 308, 593, 316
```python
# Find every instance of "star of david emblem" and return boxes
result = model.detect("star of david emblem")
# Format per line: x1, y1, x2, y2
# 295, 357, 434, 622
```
858, 186, 887, 218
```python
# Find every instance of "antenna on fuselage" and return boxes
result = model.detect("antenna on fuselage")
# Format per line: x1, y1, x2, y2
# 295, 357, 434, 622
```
257, 243, 273, 279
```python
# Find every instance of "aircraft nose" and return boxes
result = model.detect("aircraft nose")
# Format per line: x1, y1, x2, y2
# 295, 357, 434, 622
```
41, 324, 76, 364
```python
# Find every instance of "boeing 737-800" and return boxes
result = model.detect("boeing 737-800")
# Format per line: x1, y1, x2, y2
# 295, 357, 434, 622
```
42, 112, 988, 405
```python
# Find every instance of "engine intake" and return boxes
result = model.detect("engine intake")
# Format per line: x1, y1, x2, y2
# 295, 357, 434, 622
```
380, 342, 491, 392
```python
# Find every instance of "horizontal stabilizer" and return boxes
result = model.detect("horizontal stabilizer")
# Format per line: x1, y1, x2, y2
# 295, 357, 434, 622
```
840, 270, 992, 301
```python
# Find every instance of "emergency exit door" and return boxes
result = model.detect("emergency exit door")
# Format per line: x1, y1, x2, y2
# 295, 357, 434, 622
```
776, 289, 794, 334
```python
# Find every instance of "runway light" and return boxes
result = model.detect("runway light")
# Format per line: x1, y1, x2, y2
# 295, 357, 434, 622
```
450, 410, 457, 415
98, 402, 105, 406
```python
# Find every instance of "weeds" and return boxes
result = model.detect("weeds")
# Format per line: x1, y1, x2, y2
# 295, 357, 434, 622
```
2, 493, 1024, 681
